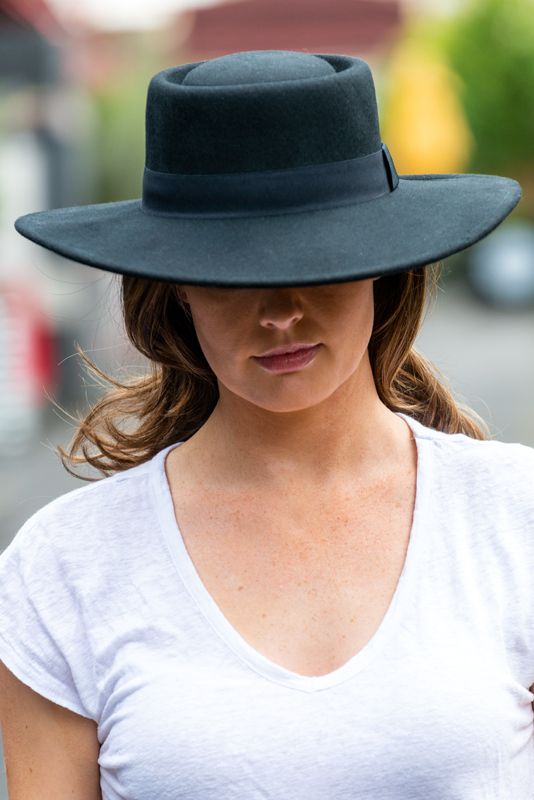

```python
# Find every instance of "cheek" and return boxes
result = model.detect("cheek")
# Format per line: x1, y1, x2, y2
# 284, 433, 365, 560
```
190, 308, 244, 369
334, 293, 374, 345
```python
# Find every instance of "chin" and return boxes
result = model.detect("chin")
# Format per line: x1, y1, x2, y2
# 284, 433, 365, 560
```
249, 387, 332, 414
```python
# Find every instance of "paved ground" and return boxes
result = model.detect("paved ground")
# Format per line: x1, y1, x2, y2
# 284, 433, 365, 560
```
415, 278, 534, 444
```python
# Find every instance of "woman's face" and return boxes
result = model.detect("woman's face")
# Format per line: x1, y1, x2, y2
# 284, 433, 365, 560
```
178, 279, 380, 413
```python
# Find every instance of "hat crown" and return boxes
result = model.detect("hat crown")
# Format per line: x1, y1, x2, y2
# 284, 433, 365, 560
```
182, 50, 336, 85
145, 50, 382, 175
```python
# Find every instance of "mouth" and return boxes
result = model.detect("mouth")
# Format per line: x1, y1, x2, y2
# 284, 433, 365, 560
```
252, 343, 322, 373
254, 342, 321, 358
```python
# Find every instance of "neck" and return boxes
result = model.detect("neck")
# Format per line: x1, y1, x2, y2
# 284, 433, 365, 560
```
180, 357, 411, 491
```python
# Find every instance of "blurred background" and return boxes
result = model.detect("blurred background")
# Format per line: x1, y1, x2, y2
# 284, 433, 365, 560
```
0, 2, 533, 779
0, 0, 533, 790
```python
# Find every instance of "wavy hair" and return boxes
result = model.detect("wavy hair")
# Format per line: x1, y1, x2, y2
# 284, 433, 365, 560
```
52, 262, 490, 481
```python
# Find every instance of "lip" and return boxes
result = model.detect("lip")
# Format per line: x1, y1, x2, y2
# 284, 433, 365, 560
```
254, 342, 321, 357
252, 343, 322, 373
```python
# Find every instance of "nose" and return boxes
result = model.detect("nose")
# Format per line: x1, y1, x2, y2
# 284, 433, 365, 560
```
258, 291, 304, 330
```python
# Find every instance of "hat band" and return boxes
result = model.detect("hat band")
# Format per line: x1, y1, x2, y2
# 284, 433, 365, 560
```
141, 143, 399, 219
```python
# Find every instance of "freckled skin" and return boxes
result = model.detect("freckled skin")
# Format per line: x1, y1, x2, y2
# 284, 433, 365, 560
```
164, 278, 419, 678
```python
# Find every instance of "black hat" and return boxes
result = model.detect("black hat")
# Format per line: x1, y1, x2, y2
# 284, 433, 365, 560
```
14, 49, 522, 287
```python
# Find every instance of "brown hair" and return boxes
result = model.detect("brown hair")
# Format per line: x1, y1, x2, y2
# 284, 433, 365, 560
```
52, 262, 491, 481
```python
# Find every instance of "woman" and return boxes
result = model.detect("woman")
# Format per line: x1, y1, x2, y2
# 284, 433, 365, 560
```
0, 49, 532, 799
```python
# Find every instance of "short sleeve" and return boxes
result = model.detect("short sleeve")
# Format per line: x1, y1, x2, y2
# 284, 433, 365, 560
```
0, 514, 98, 720
494, 440, 534, 688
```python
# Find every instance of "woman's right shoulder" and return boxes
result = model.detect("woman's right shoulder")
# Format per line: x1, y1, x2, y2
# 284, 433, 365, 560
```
11, 455, 156, 559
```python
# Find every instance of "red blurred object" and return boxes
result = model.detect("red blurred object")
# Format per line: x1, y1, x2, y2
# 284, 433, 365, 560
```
182, 0, 402, 60
0, 281, 58, 407
1, 0, 65, 40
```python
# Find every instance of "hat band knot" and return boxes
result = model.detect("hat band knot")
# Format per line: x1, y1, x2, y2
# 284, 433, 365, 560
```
141, 143, 399, 219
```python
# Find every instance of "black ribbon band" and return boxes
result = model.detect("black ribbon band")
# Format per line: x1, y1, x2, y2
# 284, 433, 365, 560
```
141, 142, 399, 218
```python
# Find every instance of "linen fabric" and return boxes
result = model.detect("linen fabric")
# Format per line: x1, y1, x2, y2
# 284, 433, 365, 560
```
0, 412, 534, 799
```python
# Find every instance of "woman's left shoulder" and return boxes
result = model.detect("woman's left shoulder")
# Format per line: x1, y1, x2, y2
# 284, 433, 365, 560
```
419, 422, 534, 503
456, 431, 534, 475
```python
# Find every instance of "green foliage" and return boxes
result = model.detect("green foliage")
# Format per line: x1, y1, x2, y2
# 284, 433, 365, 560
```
92, 77, 147, 203
411, 0, 534, 174
89, 40, 166, 203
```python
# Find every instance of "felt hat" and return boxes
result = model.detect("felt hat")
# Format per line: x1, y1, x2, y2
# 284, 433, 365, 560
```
14, 49, 522, 288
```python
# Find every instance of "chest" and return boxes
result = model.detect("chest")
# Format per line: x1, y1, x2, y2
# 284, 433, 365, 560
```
165, 463, 417, 678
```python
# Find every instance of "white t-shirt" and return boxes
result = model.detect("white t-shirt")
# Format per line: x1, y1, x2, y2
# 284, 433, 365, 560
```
1, 411, 534, 799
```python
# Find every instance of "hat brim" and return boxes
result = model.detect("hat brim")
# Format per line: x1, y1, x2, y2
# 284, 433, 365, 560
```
14, 173, 521, 287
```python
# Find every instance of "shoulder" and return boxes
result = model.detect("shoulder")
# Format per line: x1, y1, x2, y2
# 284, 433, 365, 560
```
423, 421, 534, 472
14, 455, 157, 562
410, 412, 534, 466
0, 459, 160, 723
411, 416, 534, 514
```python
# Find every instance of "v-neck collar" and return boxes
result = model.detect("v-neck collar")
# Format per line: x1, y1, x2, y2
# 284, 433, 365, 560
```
150, 412, 434, 692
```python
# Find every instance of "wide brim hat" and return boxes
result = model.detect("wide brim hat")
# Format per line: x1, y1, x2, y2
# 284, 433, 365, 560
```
14, 49, 522, 288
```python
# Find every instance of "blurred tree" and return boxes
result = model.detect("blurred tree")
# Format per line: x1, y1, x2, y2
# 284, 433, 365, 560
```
383, 0, 534, 217
433, 0, 534, 177
89, 36, 165, 204
379, 38, 474, 174
91, 74, 147, 203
